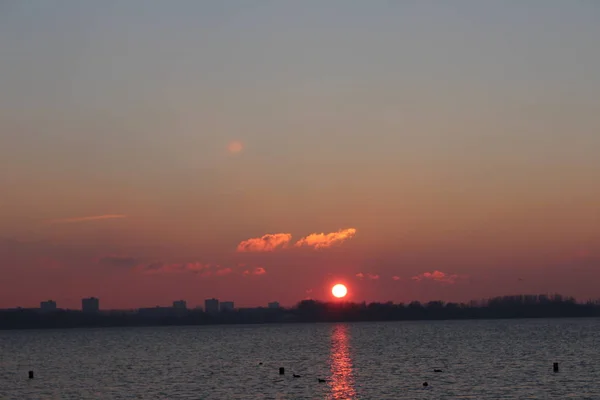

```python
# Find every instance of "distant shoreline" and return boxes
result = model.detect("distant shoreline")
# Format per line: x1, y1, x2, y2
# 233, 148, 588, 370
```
1, 314, 600, 331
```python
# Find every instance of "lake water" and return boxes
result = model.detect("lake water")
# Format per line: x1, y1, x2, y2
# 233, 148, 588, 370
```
1, 318, 599, 399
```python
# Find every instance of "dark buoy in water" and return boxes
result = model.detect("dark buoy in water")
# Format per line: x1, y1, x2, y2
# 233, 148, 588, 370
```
423, 382, 428, 387
29, 371, 34, 379
258, 362, 263, 365
279, 367, 285, 375
553, 363, 559, 373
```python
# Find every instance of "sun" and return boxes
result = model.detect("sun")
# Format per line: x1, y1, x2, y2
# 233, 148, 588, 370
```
332, 284, 348, 298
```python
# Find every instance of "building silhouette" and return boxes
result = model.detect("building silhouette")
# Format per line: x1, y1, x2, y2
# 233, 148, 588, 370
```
220, 301, 234, 312
82, 297, 100, 313
173, 300, 187, 310
268, 302, 280, 309
204, 298, 219, 314
40, 300, 57, 312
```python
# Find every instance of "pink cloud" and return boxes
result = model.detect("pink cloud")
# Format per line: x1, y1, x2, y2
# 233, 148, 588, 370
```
214, 267, 233, 276
228, 140, 243, 154
236, 233, 292, 252
392, 276, 401, 281
185, 262, 209, 272
412, 270, 462, 284
295, 228, 357, 249
243, 267, 267, 276
356, 272, 379, 280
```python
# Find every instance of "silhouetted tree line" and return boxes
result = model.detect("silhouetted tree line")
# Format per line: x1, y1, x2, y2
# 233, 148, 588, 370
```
1, 294, 599, 330
293, 294, 600, 322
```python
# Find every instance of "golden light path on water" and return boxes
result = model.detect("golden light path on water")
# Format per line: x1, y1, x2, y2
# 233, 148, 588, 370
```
328, 324, 356, 399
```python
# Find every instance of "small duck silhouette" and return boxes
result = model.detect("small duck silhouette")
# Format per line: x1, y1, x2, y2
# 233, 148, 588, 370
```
293, 374, 301, 378
318, 378, 328, 383
423, 382, 428, 387
434, 369, 443, 373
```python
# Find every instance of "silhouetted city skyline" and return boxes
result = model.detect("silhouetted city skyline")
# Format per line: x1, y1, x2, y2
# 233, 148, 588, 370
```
3, 296, 280, 314
2, 293, 600, 330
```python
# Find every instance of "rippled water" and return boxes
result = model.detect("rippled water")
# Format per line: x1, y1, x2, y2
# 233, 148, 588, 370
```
1, 318, 599, 399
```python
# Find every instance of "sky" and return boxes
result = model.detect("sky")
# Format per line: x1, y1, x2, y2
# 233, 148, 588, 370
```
1, 1, 599, 309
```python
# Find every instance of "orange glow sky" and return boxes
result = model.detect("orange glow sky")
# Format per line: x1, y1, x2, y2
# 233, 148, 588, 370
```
1, 2, 599, 309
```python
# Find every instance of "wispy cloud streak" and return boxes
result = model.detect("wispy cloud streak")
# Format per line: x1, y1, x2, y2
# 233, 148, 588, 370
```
139, 262, 211, 275
49, 214, 126, 224
412, 270, 463, 284
137, 262, 243, 278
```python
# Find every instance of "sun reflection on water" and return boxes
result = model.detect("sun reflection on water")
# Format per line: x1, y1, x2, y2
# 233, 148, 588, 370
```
329, 324, 356, 399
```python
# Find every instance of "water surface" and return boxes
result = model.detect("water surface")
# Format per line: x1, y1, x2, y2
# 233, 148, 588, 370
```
1, 318, 599, 399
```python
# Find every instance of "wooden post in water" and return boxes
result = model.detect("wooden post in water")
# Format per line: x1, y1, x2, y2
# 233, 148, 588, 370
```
29, 371, 34, 379
279, 367, 285, 375
553, 363, 559, 373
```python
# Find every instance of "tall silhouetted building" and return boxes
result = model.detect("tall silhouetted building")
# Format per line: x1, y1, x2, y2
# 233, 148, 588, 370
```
220, 301, 234, 312
268, 301, 280, 309
173, 300, 187, 310
40, 300, 57, 312
82, 297, 100, 313
204, 298, 219, 314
